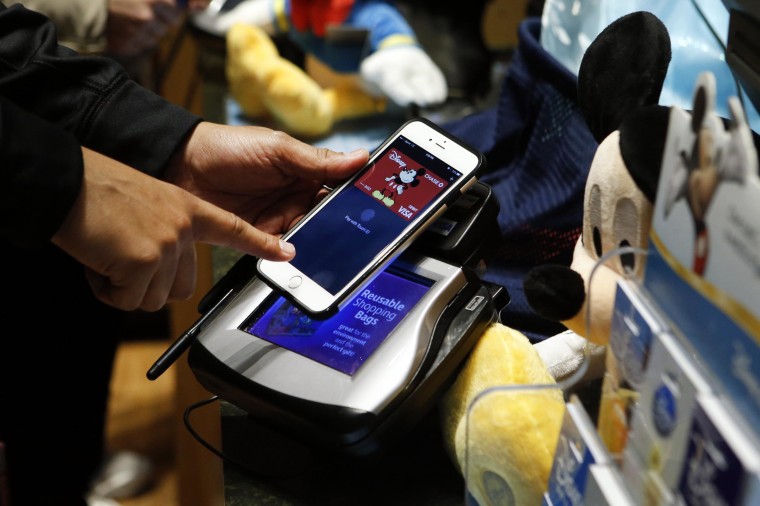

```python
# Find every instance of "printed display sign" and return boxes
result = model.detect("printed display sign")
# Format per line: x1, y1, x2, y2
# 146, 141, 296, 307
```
242, 268, 431, 376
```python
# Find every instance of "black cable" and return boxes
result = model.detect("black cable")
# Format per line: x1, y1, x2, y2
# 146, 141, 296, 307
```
182, 395, 228, 461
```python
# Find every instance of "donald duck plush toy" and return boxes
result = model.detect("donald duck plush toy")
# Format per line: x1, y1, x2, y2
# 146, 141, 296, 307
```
193, 0, 447, 137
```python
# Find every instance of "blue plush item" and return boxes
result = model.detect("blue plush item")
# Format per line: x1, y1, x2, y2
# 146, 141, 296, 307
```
444, 18, 597, 341
283, 0, 418, 73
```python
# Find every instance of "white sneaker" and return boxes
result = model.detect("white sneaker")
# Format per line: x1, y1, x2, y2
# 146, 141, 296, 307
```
86, 495, 121, 506
88, 451, 155, 499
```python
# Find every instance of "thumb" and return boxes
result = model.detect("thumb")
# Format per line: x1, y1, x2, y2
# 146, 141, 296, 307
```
192, 199, 295, 260
272, 140, 369, 183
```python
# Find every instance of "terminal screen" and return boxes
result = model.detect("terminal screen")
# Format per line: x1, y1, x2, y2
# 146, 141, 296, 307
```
241, 267, 431, 376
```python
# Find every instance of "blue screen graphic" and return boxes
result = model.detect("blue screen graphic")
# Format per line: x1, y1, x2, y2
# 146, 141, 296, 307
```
289, 184, 400, 294
242, 268, 431, 375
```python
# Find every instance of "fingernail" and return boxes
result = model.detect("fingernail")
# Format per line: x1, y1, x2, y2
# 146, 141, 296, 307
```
345, 148, 366, 157
280, 240, 295, 257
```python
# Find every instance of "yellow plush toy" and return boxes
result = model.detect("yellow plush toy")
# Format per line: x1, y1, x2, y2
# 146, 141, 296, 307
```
226, 23, 386, 138
440, 323, 564, 505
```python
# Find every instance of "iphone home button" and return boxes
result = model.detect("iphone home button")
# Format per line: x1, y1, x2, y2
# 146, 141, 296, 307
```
287, 276, 303, 289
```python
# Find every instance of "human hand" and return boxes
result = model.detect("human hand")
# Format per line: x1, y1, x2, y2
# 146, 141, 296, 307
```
52, 147, 296, 312
359, 45, 447, 107
106, 0, 187, 57
163, 122, 369, 235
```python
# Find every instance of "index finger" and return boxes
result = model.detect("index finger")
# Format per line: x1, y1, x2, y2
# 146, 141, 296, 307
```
192, 198, 295, 261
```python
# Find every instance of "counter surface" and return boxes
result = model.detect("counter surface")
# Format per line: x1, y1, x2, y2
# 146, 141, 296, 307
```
219, 401, 465, 505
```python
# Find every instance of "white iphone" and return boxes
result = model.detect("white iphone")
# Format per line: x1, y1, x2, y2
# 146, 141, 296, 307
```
256, 118, 484, 317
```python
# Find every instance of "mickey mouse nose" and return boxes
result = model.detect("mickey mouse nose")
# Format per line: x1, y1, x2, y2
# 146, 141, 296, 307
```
523, 265, 585, 321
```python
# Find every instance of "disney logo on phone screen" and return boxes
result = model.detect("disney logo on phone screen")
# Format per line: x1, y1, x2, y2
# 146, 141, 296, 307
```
388, 150, 407, 168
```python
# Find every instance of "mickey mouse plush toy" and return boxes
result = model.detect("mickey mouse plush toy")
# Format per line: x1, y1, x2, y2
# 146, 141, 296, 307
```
521, 10, 674, 460
523, 11, 672, 347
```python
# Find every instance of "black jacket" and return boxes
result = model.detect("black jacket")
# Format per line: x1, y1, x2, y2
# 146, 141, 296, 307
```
0, 3, 202, 248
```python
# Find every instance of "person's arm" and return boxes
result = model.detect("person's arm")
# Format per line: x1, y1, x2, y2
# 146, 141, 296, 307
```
9, 0, 205, 57
0, 93, 305, 309
0, 3, 200, 177
8, 0, 109, 53
0, 4, 370, 312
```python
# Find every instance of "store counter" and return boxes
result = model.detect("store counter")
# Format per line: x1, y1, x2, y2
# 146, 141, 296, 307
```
218, 401, 464, 505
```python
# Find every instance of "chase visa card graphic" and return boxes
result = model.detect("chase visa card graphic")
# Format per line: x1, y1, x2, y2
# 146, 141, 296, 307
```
354, 149, 448, 221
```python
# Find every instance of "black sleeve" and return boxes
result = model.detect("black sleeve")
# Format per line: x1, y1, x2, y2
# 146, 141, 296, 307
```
0, 3, 202, 177
0, 96, 83, 249
0, 2, 203, 248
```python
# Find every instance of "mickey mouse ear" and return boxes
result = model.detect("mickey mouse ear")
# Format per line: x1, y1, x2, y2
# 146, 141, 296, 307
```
618, 104, 671, 202
578, 11, 671, 143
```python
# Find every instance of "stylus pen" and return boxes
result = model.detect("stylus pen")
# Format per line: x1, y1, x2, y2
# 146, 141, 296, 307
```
146, 288, 235, 381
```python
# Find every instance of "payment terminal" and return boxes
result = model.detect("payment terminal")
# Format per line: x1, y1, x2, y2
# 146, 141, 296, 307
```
187, 181, 508, 456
